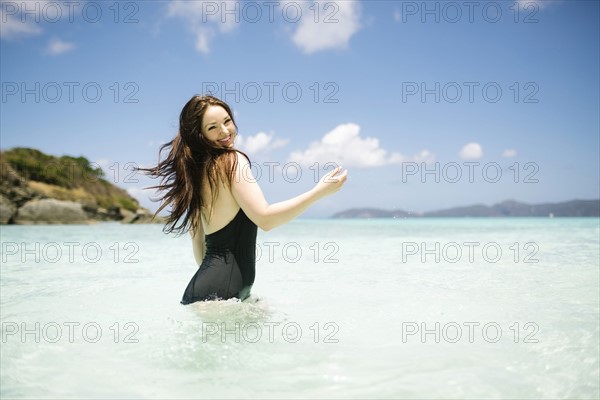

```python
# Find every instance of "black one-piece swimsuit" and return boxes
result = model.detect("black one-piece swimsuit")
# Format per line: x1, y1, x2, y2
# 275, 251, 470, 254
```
181, 207, 257, 304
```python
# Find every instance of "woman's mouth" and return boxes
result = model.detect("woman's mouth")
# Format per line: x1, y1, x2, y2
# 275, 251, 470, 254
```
218, 135, 232, 145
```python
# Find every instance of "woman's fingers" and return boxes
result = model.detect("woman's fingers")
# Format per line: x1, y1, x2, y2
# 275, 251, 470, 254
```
324, 165, 348, 185
340, 170, 348, 183
325, 166, 341, 180
334, 168, 348, 184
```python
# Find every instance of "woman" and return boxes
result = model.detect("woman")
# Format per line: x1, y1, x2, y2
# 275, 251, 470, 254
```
139, 95, 348, 304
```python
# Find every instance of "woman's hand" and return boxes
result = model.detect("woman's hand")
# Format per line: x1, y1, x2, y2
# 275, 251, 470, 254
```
312, 165, 348, 199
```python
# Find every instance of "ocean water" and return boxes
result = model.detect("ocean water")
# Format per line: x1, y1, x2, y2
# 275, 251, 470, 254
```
1, 217, 599, 399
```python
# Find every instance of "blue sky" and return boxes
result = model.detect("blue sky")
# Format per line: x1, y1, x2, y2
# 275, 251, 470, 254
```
1, 0, 599, 217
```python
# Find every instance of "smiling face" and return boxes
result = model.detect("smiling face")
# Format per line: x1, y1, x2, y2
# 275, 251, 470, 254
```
201, 105, 236, 148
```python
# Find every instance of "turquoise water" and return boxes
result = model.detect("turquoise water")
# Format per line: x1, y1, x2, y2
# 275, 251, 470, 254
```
1, 218, 599, 398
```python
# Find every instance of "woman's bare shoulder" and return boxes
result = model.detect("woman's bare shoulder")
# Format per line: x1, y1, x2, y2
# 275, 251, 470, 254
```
214, 149, 249, 168
217, 150, 250, 178
226, 149, 249, 162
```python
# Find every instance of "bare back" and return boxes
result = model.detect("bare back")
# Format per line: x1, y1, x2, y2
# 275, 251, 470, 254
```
200, 172, 240, 235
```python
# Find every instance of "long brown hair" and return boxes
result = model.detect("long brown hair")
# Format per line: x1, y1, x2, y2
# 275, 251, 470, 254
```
137, 95, 251, 236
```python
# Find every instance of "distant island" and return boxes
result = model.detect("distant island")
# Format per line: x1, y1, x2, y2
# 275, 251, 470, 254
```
0, 147, 163, 225
332, 199, 600, 218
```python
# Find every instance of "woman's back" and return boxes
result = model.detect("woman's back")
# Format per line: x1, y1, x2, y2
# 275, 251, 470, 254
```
200, 171, 240, 234
182, 159, 258, 303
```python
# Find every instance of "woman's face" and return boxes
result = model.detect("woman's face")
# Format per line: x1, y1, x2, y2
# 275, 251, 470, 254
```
201, 105, 236, 148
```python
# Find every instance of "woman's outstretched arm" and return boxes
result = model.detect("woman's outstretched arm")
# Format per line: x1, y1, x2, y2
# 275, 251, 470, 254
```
230, 151, 348, 231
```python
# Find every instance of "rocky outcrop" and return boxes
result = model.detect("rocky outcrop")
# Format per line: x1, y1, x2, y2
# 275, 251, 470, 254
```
121, 208, 160, 224
13, 198, 89, 224
1, 162, 38, 206
1, 148, 165, 225
81, 203, 130, 222
0, 194, 16, 224
1, 162, 39, 224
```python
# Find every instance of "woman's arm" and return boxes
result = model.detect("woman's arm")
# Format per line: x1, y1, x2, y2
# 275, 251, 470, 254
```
230, 151, 347, 232
190, 221, 206, 266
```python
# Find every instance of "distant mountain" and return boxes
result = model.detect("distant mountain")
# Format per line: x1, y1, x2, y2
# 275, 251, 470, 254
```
332, 199, 600, 218
331, 208, 414, 218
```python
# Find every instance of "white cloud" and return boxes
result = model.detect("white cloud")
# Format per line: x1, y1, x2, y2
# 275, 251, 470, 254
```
291, 1, 362, 54
459, 142, 483, 160
502, 149, 517, 158
1, 1, 81, 50
237, 131, 289, 154
45, 38, 75, 55
287, 123, 433, 167
166, 0, 239, 54
191, 26, 214, 54
0, 7, 42, 40
412, 149, 436, 164
164, 0, 361, 54
167, 0, 238, 33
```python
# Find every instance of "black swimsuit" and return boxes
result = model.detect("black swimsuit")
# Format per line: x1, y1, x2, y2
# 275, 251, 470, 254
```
180, 207, 258, 304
